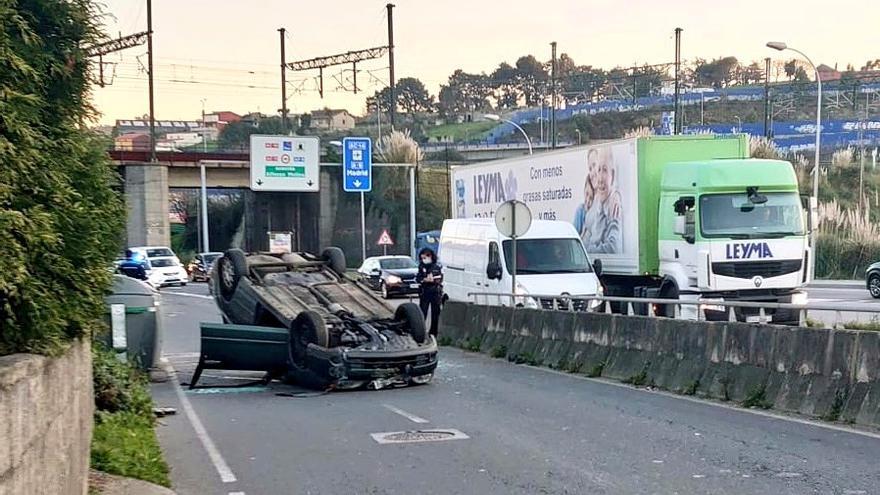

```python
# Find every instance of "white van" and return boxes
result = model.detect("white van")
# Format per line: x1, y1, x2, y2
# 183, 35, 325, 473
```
439, 219, 603, 309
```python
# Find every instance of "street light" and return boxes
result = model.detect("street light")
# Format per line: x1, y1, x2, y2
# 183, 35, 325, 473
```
767, 41, 822, 281
575, 129, 582, 145
485, 114, 533, 155
734, 115, 742, 133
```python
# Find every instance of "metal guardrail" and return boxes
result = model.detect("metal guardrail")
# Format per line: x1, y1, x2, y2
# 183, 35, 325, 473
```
467, 292, 880, 326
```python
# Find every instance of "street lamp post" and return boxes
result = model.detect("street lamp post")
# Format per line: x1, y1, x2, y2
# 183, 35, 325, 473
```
767, 41, 822, 281
734, 115, 742, 133
485, 114, 533, 155
199, 98, 209, 253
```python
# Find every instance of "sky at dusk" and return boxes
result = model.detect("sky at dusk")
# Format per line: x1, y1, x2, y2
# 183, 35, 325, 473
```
91, 0, 880, 124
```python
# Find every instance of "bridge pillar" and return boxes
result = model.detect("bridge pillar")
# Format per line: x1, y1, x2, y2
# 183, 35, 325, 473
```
123, 163, 170, 247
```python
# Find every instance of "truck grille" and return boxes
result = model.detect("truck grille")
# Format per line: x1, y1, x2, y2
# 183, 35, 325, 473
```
711, 260, 802, 279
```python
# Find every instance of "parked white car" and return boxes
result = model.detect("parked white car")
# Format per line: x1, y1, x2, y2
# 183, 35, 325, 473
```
145, 256, 189, 287
129, 246, 188, 288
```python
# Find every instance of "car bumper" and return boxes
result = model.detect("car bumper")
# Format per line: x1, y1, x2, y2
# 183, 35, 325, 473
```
385, 283, 420, 295
305, 339, 439, 382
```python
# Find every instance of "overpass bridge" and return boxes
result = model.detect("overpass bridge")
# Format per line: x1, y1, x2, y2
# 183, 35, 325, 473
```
111, 150, 417, 263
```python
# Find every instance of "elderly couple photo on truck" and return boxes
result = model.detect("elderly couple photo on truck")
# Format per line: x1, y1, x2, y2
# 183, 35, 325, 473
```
573, 146, 623, 254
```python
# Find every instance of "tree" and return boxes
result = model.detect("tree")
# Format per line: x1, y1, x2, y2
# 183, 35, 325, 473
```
366, 87, 392, 114
514, 55, 548, 106
784, 59, 799, 80
490, 62, 520, 109
1, 0, 125, 354
396, 77, 434, 115
437, 70, 492, 116
694, 56, 740, 88
738, 61, 765, 85
793, 66, 810, 83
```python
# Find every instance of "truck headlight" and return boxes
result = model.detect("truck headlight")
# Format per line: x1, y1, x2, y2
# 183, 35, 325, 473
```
790, 292, 808, 306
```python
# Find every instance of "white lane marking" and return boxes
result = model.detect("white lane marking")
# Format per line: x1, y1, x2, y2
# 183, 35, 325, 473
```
383, 404, 430, 424
229, 492, 246, 495
519, 364, 880, 441
167, 363, 238, 483
164, 291, 213, 300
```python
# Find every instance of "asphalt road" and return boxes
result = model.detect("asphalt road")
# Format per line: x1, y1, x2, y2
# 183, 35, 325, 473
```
151, 283, 880, 495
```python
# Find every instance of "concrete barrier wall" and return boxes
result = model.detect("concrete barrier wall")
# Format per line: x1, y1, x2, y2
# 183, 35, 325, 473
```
440, 302, 880, 428
0, 339, 93, 495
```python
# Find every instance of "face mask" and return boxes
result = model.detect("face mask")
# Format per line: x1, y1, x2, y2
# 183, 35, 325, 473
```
421, 257, 431, 264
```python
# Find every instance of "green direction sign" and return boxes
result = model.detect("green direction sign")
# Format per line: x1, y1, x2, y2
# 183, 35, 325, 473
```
265, 165, 306, 178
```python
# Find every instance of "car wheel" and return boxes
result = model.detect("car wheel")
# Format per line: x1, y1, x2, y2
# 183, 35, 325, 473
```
288, 311, 329, 368
180, 282, 187, 287
381, 282, 390, 299
869, 273, 880, 299
322, 247, 347, 276
218, 249, 248, 301
395, 302, 427, 344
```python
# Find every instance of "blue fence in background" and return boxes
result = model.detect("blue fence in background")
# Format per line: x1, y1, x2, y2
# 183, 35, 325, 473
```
482, 81, 880, 152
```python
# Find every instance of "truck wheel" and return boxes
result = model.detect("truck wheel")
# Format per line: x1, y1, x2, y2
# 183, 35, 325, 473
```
289, 311, 329, 368
870, 273, 880, 299
322, 247, 347, 276
218, 249, 248, 301
657, 284, 679, 318
396, 303, 427, 344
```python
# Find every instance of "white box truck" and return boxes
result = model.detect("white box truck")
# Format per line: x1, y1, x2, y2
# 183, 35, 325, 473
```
449, 134, 811, 323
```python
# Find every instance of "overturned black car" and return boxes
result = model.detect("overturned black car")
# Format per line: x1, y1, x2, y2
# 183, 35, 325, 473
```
196, 247, 438, 390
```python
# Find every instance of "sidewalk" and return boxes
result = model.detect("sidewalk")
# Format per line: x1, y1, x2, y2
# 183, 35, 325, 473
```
89, 471, 176, 495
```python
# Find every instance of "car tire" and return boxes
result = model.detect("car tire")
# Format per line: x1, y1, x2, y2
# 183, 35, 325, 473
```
395, 302, 427, 344
870, 273, 880, 299
322, 247, 347, 276
218, 249, 248, 301
289, 311, 329, 368
180, 282, 187, 287
381, 282, 391, 299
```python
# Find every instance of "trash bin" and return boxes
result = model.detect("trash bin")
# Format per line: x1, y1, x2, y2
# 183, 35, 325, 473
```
102, 274, 163, 372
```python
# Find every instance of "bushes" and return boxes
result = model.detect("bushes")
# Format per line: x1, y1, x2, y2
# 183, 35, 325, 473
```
816, 200, 880, 279
91, 345, 170, 487
0, 0, 124, 355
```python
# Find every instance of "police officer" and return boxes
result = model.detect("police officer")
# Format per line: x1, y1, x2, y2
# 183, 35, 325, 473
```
117, 249, 148, 281
416, 247, 443, 337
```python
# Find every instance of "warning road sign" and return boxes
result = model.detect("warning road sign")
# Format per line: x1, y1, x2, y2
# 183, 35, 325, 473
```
377, 229, 394, 246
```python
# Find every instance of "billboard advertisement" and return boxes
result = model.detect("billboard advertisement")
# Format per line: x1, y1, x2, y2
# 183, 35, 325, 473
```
451, 140, 639, 270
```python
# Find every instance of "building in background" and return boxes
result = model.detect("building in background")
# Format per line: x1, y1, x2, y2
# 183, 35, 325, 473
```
202, 111, 241, 130
310, 109, 356, 131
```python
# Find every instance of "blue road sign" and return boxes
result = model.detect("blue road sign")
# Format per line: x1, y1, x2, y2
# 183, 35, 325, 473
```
342, 137, 372, 192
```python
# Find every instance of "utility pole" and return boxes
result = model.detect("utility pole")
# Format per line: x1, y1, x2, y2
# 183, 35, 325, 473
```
146, 0, 156, 162
764, 57, 771, 138
386, 3, 396, 130
278, 28, 288, 133
673, 27, 682, 135
551, 41, 558, 149
860, 91, 868, 211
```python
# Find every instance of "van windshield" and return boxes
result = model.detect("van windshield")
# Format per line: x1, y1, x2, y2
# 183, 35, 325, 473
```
502, 239, 592, 274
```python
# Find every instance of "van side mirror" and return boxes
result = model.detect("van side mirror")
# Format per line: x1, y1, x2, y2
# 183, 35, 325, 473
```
486, 262, 502, 280
592, 259, 603, 277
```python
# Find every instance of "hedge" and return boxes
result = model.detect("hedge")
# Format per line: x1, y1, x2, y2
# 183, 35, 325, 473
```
0, 0, 124, 355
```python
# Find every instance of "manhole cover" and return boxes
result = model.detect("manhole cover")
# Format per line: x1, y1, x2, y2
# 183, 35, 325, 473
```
370, 429, 469, 444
